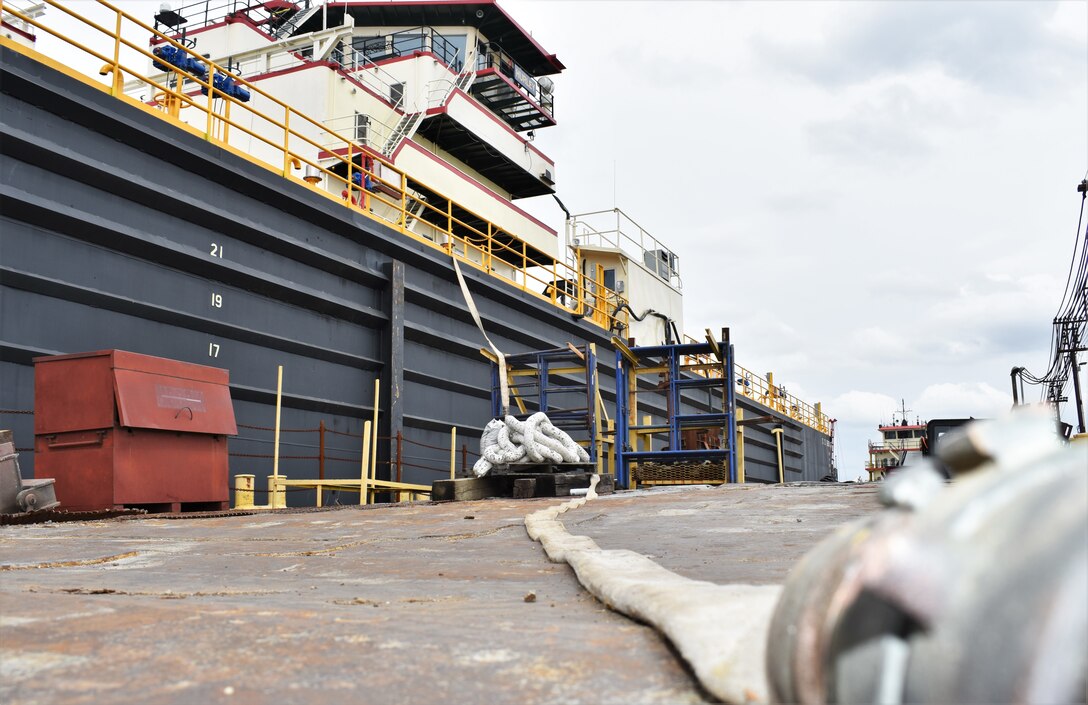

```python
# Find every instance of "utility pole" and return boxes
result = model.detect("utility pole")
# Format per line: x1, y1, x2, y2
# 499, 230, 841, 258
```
1010, 367, 1023, 406
1070, 328, 1086, 434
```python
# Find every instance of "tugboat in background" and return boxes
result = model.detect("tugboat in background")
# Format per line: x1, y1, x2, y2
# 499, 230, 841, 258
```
864, 400, 927, 481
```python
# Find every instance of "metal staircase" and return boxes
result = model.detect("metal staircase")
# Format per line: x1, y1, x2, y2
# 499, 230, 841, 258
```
271, 3, 321, 39
381, 64, 477, 157
381, 112, 424, 156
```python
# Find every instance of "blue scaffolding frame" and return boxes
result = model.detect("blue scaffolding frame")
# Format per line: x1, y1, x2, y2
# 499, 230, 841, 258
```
488, 344, 600, 466
614, 334, 737, 488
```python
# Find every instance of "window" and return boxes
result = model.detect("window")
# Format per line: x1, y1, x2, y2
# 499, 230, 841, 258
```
390, 82, 404, 107
391, 32, 425, 57
603, 268, 616, 292
443, 33, 467, 71
354, 36, 388, 62
355, 112, 369, 145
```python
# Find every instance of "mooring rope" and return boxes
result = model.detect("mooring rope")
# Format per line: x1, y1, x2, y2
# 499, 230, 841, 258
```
451, 256, 510, 415
524, 481, 780, 704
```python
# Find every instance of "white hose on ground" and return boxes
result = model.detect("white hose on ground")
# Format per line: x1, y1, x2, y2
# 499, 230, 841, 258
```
524, 478, 780, 705
473, 412, 591, 477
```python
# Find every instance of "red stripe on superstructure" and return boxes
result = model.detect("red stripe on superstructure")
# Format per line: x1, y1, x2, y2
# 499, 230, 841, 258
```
425, 95, 554, 167
445, 89, 554, 165
314, 141, 556, 236
243, 61, 404, 115
393, 139, 557, 236
2, 20, 35, 42
334, 0, 564, 73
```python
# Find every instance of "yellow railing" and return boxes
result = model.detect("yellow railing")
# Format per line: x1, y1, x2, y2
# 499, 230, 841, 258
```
0, 0, 628, 333
681, 335, 830, 434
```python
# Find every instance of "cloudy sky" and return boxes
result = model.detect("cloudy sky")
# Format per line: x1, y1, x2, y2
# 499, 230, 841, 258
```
497, 0, 1087, 477
48, 0, 1088, 476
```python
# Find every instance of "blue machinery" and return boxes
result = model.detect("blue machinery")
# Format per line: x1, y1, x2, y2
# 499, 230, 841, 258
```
152, 45, 252, 102
613, 331, 737, 488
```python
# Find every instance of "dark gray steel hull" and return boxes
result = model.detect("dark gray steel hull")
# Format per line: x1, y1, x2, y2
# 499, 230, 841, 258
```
0, 46, 831, 497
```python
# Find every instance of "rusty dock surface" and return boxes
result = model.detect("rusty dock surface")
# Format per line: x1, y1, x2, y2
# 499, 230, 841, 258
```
0, 484, 879, 705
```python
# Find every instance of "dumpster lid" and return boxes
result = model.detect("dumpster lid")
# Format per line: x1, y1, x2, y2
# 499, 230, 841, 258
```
113, 369, 238, 435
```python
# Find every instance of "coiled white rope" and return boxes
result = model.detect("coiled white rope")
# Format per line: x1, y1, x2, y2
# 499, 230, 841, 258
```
473, 411, 591, 477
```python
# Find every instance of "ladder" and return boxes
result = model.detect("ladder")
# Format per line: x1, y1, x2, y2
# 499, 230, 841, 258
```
381, 112, 423, 157
271, 3, 321, 40
381, 62, 477, 157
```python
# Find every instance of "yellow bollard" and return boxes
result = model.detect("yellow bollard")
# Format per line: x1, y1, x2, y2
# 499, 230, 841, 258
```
360, 419, 372, 506
449, 426, 457, 480
272, 365, 283, 494
234, 474, 255, 509
268, 474, 287, 509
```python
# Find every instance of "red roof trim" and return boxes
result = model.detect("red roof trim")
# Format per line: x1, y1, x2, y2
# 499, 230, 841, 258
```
394, 139, 557, 236
2, 20, 35, 42
335, 1, 564, 73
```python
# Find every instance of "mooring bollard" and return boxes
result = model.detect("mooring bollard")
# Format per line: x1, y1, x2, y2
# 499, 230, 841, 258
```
234, 474, 255, 509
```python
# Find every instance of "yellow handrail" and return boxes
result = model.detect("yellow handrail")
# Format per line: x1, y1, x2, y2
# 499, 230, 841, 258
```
681, 335, 830, 434
0, 0, 628, 335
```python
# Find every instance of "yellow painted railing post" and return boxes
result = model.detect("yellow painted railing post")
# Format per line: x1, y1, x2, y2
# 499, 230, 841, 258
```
234, 474, 255, 509
272, 364, 283, 496
347, 142, 355, 206
449, 426, 457, 479
204, 63, 216, 140
282, 109, 291, 176
360, 419, 372, 505
111, 10, 123, 95
400, 171, 408, 226
486, 223, 493, 271
268, 475, 287, 509
772, 427, 785, 484
815, 402, 823, 433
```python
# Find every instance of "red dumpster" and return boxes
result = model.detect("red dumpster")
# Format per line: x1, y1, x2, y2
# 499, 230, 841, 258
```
33, 350, 237, 512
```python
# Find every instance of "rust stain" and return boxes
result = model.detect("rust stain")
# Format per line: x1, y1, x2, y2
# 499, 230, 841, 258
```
247, 539, 377, 557
0, 551, 139, 571
417, 523, 522, 541
26, 587, 283, 599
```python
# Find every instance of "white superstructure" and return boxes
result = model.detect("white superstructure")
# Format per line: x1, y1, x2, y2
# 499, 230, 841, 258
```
132, 0, 684, 344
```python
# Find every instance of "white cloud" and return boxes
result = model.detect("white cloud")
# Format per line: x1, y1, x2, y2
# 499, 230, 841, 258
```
915, 382, 1011, 419
828, 390, 901, 424
757, 2, 1083, 96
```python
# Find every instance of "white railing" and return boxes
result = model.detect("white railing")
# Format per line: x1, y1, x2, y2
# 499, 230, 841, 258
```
569, 208, 682, 291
